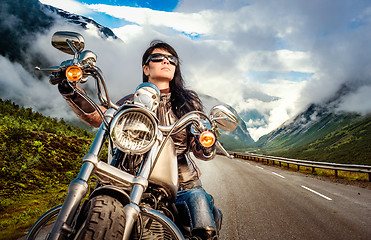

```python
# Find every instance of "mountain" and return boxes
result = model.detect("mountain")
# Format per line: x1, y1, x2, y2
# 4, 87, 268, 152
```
0, 0, 118, 73
253, 83, 371, 165
200, 94, 256, 150
0, 0, 54, 67
44, 4, 118, 40
255, 84, 371, 162
256, 85, 356, 149
276, 113, 371, 165
257, 108, 360, 150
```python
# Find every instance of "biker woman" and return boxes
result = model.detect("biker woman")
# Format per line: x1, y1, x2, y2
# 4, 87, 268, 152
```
58, 40, 221, 240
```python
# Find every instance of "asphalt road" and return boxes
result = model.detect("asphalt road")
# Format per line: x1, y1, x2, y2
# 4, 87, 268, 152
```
20, 155, 371, 240
196, 155, 371, 240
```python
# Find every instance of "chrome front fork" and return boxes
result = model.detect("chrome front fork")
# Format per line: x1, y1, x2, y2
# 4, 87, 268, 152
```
121, 139, 161, 240
47, 112, 162, 240
47, 122, 108, 240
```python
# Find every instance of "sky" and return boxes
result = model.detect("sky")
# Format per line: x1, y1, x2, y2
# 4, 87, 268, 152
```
8, 0, 371, 141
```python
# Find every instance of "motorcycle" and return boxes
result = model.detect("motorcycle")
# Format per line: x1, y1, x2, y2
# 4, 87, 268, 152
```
26, 31, 238, 240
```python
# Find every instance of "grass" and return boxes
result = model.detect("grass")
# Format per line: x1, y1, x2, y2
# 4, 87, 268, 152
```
0, 99, 97, 239
0, 187, 68, 240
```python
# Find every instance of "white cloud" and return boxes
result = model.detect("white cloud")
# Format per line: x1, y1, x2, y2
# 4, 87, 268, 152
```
338, 85, 371, 114
241, 79, 307, 141
39, 0, 91, 15
86, 4, 214, 35
113, 25, 144, 42
238, 49, 315, 73
0, 55, 70, 118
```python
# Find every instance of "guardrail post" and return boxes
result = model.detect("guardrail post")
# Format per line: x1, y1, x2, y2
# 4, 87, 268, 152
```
297, 165, 300, 171
335, 169, 338, 177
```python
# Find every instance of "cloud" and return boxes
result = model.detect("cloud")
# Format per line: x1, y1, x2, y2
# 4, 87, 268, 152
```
337, 85, 371, 114
86, 4, 214, 35
4, 0, 371, 142
39, 0, 91, 15
175, 0, 250, 12
113, 25, 144, 42
238, 49, 315, 73
0, 54, 71, 118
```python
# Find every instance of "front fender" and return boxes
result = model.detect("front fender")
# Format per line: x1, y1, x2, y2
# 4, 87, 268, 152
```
89, 185, 131, 206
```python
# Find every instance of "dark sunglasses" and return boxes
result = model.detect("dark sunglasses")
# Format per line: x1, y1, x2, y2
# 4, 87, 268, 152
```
145, 53, 179, 66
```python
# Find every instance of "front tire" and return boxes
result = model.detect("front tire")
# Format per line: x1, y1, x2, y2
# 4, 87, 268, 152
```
25, 205, 62, 240
75, 195, 184, 240
75, 195, 125, 239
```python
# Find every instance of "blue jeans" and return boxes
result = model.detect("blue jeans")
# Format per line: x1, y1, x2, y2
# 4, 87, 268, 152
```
175, 186, 217, 230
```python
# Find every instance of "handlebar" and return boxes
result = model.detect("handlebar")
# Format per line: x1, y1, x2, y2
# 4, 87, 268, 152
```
158, 111, 232, 159
158, 111, 207, 135
35, 66, 60, 72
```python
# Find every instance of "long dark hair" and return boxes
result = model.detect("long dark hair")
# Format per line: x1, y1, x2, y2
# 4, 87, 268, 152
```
142, 40, 203, 118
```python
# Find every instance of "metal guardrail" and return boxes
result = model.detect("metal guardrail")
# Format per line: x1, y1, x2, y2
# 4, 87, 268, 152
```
231, 152, 371, 181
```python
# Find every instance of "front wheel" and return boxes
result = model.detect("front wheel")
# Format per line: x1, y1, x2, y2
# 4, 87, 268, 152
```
75, 195, 126, 239
75, 194, 185, 240
25, 205, 62, 240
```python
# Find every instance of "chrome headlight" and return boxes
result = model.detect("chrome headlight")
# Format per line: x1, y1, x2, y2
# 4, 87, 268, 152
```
110, 108, 157, 153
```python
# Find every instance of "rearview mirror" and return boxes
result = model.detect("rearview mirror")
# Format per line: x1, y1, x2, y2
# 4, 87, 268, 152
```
51, 31, 85, 55
209, 105, 238, 132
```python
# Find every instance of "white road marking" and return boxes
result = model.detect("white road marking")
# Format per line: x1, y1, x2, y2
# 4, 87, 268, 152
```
301, 185, 332, 201
256, 166, 264, 170
272, 172, 285, 178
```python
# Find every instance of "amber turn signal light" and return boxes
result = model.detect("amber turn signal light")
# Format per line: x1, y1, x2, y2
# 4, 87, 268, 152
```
199, 131, 216, 148
66, 65, 82, 82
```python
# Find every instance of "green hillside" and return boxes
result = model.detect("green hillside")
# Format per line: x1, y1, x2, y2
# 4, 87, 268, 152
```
219, 133, 255, 151
0, 99, 95, 239
266, 114, 371, 165
257, 111, 360, 151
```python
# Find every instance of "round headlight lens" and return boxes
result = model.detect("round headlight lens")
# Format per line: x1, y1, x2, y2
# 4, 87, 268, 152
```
111, 109, 156, 153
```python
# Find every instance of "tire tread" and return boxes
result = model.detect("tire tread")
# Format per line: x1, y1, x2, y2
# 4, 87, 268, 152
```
76, 195, 125, 240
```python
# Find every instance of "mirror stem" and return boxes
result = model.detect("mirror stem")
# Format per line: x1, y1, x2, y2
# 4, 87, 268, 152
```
66, 39, 79, 64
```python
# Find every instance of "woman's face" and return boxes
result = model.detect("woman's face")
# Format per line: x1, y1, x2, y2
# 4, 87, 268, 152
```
143, 48, 176, 89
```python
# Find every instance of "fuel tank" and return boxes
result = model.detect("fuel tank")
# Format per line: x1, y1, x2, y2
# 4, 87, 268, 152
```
149, 137, 178, 199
